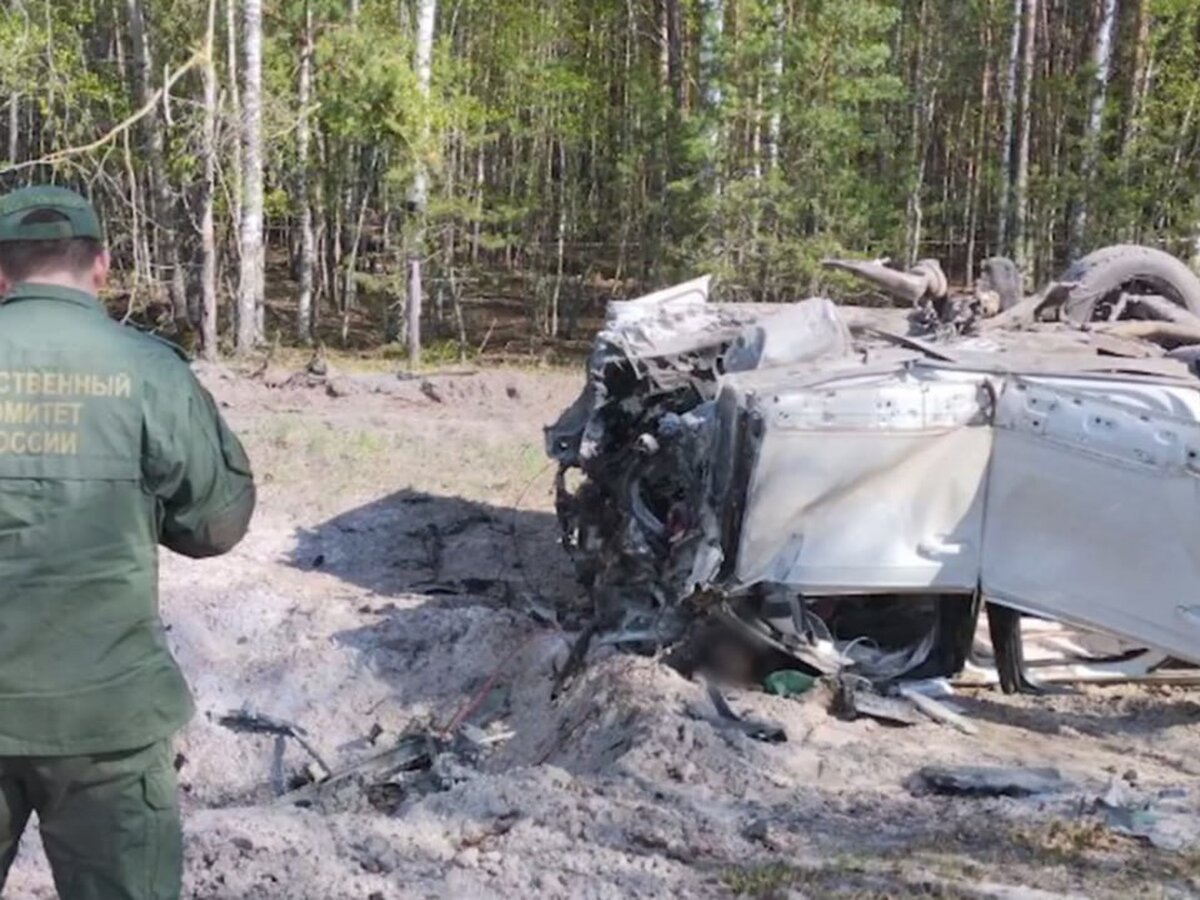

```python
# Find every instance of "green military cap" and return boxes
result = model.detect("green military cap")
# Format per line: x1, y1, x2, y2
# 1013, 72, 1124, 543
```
0, 185, 103, 242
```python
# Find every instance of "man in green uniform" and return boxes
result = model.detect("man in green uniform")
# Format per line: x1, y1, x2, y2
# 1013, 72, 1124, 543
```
0, 186, 256, 899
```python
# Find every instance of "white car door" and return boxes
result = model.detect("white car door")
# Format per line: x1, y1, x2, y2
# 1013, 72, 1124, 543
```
982, 376, 1200, 665
734, 368, 993, 593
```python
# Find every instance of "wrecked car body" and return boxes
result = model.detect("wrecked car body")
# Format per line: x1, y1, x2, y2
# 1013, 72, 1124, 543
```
547, 252, 1200, 693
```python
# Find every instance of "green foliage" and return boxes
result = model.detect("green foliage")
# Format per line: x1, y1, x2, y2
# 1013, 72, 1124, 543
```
315, 18, 420, 144
5, 0, 1200, 339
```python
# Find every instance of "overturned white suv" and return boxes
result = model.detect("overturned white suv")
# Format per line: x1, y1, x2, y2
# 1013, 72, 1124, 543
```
547, 247, 1200, 693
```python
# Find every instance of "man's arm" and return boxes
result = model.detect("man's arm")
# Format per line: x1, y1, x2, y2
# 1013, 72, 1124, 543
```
152, 369, 256, 558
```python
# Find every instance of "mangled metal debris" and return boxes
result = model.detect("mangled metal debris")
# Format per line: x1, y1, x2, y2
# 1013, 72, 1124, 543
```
688, 679, 788, 743
1096, 778, 1199, 852
279, 732, 442, 814
916, 765, 1070, 798
830, 674, 929, 727
219, 708, 505, 814
219, 709, 333, 781
547, 247, 1200, 696
895, 683, 977, 735
827, 673, 976, 733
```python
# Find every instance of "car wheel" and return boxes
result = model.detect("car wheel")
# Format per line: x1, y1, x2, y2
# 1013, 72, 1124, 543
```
1059, 244, 1200, 323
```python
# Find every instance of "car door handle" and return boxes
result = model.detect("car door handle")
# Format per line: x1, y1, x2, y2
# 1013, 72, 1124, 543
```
918, 539, 969, 560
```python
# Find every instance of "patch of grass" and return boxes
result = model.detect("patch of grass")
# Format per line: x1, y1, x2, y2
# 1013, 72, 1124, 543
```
328, 429, 389, 459
410, 338, 476, 367
722, 862, 799, 895
1012, 818, 1123, 865
904, 854, 984, 885
253, 341, 576, 375
939, 819, 1200, 897
1120, 847, 1200, 885
251, 346, 398, 375
719, 859, 971, 899
428, 434, 553, 501
251, 416, 393, 463
254, 416, 306, 450
369, 339, 473, 367
799, 821, 1200, 900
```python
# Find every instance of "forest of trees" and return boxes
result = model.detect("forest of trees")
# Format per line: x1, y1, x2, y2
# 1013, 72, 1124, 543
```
1, 0, 1198, 360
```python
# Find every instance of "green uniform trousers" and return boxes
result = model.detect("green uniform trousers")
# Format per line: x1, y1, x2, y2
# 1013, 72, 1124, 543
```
0, 741, 181, 900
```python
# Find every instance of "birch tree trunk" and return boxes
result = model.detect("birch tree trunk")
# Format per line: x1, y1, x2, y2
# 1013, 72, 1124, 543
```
1070, 0, 1119, 255
296, 0, 315, 342
199, 0, 218, 361
237, 0, 265, 354
226, 0, 242, 248
767, 0, 783, 173
699, 0, 724, 193
657, 0, 670, 94
1120, 0, 1152, 169
6, 0, 18, 164
996, 0, 1023, 254
340, 0, 362, 316
6, 96, 16, 164
966, 15, 993, 286
1012, 0, 1038, 278
407, 0, 437, 367
550, 137, 566, 338
1129, 0, 1152, 129
905, 0, 931, 268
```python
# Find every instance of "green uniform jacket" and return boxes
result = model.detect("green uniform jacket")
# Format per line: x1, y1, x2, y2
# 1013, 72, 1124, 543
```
0, 282, 255, 755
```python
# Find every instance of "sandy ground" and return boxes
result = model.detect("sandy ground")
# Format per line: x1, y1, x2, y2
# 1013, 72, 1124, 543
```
6, 363, 1200, 899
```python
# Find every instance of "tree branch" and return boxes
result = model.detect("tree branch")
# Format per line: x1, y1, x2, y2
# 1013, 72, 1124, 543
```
0, 47, 206, 177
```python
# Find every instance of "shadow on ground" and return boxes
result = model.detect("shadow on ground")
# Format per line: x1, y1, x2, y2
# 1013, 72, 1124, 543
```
285, 489, 586, 746
955, 691, 1200, 748
289, 488, 580, 609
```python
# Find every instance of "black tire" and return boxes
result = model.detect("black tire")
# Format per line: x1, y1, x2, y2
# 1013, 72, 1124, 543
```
1060, 244, 1200, 323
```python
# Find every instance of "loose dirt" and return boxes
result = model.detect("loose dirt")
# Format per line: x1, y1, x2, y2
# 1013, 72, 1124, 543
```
7, 364, 1200, 899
